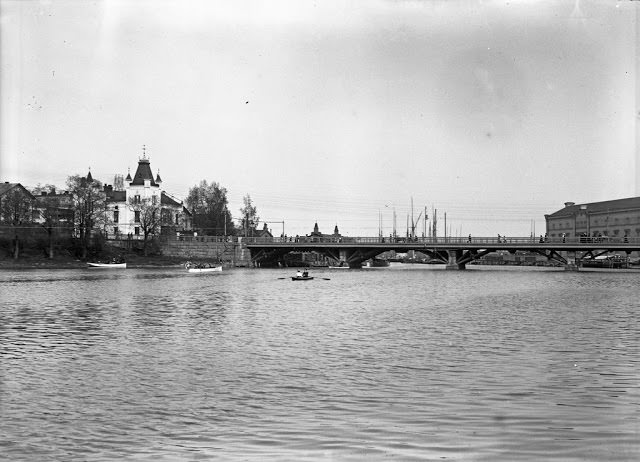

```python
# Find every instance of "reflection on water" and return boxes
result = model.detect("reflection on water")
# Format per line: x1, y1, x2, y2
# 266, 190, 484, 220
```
0, 265, 638, 461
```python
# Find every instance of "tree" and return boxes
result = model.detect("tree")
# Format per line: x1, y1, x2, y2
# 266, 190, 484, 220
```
185, 180, 233, 235
0, 188, 34, 259
128, 196, 162, 255
239, 194, 259, 237
66, 174, 108, 259
32, 183, 59, 195
32, 184, 68, 259
38, 194, 62, 259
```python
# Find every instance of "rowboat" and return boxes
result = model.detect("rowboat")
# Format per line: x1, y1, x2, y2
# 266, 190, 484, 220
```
291, 270, 313, 281
87, 262, 127, 269
184, 261, 222, 273
187, 265, 222, 273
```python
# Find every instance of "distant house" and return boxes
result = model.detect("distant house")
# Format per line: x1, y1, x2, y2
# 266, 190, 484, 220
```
545, 197, 640, 239
254, 223, 273, 238
103, 153, 192, 239
33, 188, 74, 225
0, 182, 36, 223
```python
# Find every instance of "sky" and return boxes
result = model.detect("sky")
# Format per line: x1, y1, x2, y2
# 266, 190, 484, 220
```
1, 0, 638, 237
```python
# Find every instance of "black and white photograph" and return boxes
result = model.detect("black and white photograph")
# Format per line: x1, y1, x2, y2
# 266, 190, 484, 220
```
1, 0, 639, 460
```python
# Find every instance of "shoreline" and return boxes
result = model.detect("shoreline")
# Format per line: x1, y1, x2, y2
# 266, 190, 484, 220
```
0, 255, 189, 270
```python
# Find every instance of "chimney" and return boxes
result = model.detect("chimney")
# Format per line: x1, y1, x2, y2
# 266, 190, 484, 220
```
564, 202, 575, 207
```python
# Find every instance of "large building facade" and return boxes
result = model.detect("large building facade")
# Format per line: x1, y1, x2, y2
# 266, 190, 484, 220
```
545, 197, 640, 240
104, 155, 192, 239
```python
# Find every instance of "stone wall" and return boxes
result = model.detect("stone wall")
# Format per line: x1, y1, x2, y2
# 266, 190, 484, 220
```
159, 237, 252, 266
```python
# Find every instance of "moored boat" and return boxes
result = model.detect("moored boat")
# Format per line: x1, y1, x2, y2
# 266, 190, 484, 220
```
87, 262, 127, 269
365, 258, 390, 268
187, 265, 222, 273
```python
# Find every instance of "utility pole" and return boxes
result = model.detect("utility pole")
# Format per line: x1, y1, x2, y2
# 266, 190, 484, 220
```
444, 212, 447, 240
432, 208, 437, 239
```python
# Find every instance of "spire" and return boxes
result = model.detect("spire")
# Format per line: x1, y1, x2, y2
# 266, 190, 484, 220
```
86, 167, 93, 182
155, 169, 162, 184
125, 167, 132, 181
141, 144, 147, 160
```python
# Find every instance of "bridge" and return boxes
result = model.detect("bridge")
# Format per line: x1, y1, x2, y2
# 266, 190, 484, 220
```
244, 236, 640, 270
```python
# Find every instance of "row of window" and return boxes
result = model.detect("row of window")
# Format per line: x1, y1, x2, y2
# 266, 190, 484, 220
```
549, 228, 640, 238
113, 210, 140, 223
113, 210, 181, 225
550, 215, 640, 230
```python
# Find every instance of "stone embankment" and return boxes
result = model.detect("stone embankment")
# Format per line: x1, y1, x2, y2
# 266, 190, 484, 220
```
159, 237, 252, 267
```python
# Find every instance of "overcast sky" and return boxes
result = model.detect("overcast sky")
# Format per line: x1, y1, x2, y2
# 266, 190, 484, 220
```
1, 0, 638, 236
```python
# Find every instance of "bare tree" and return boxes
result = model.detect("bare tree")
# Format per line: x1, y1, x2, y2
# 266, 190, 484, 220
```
239, 194, 259, 237
128, 196, 162, 255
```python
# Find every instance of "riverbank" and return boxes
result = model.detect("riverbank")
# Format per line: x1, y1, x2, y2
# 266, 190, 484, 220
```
0, 253, 187, 270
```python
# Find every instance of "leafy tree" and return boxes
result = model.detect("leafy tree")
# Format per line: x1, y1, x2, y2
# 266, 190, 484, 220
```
0, 188, 34, 259
66, 174, 108, 259
185, 180, 233, 235
128, 196, 162, 255
239, 194, 259, 237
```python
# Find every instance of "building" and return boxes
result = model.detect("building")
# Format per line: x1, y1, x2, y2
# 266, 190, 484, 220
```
33, 188, 74, 225
545, 197, 640, 240
0, 182, 36, 223
104, 153, 192, 239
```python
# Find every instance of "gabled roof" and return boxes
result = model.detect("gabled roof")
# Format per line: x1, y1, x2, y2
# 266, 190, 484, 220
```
130, 158, 158, 186
547, 197, 640, 218
0, 182, 35, 200
161, 191, 182, 207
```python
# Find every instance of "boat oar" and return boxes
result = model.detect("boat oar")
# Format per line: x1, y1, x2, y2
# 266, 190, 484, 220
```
321, 278, 331, 280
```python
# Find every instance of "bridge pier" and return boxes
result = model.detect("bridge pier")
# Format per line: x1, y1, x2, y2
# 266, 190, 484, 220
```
564, 251, 579, 271
445, 249, 466, 270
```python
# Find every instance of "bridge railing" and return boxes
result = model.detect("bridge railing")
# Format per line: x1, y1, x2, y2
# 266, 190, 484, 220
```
242, 235, 640, 245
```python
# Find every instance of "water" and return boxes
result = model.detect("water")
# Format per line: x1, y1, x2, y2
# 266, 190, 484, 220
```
1, 264, 638, 461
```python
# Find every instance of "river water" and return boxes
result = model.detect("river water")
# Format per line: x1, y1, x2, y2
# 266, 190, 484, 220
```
1, 264, 638, 461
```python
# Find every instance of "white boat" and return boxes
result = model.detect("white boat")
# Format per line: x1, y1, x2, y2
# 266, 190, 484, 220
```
87, 262, 127, 269
187, 265, 222, 273
184, 261, 222, 273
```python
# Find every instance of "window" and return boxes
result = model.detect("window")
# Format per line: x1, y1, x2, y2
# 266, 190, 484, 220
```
113, 226, 119, 235
175, 213, 179, 225
152, 195, 157, 205
113, 210, 119, 223
134, 195, 141, 204
134, 227, 140, 235
134, 211, 140, 223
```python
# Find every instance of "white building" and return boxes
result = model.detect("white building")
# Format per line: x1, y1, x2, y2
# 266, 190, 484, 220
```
104, 154, 192, 239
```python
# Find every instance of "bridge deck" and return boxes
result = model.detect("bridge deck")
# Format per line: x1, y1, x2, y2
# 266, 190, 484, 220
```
244, 236, 640, 252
